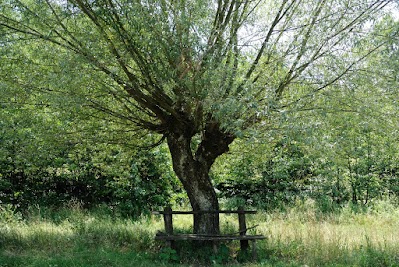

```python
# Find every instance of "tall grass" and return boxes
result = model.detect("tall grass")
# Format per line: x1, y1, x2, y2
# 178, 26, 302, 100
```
0, 203, 168, 267
253, 200, 399, 266
1, 200, 399, 266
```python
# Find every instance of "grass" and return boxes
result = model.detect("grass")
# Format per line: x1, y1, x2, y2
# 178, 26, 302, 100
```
1, 200, 399, 266
254, 200, 399, 266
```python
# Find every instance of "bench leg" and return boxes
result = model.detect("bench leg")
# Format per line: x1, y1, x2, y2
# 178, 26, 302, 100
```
166, 240, 176, 251
212, 241, 218, 254
251, 240, 257, 260
240, 240, 249, 252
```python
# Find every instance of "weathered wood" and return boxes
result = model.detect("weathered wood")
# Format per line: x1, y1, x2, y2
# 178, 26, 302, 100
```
163, 207, 174, 249
152, 210, 257, 215
212, 241, 218, 254
238, 206, 249, 251
252, 240, 257, 260
155, 233, 266, 241
154, 207, 265, 259
163, 207, 174, 234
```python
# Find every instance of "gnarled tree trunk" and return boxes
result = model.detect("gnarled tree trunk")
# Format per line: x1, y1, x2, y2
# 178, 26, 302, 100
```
166, 121, 234, 235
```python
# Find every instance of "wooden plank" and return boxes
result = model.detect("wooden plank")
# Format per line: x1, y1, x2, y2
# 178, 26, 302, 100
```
155, 234, 266, 241
152, 210, 257, 215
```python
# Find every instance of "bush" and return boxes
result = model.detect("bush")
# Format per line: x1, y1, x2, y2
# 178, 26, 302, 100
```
0, 149, 178, 217
216, 139, 313, 209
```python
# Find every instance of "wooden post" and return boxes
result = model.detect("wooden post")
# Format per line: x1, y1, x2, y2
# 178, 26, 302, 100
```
238, 206, 249, 252
212, 241, 218, 254
252, 240, 257, 260
163, 207, 175, 249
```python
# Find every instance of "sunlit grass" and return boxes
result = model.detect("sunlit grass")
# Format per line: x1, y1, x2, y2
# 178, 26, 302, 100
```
252, 200, 399, 266
1, 200, 399, 266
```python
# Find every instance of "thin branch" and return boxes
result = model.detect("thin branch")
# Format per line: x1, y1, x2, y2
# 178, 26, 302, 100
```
282, 41, 388, 109
245, 0, 295, 80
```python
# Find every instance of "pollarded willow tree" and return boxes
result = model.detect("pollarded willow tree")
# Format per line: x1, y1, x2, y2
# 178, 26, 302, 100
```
0, 0, 394, 234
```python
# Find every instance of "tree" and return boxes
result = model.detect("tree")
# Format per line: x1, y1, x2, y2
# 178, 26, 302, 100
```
0, 0, 395, 234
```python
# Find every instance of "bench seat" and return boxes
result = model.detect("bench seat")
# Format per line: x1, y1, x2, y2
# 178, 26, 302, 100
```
155, 232, 266, 241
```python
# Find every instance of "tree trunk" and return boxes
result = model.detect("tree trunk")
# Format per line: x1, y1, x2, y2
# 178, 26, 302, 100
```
166, 123, 234, 235
166, 134, 219, 234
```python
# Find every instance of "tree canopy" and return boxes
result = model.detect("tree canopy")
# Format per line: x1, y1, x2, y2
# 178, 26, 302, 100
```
1, 0, 397, 234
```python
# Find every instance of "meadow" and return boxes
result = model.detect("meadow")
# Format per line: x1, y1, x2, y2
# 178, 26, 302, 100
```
1, 200, 399, 267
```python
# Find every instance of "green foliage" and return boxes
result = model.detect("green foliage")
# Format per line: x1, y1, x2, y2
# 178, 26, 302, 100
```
210, 244, 230, 265
158, 247, 179, 263
216, 138, 313, 209
0, 142, 178, 217
0, 0, 398, 240
0, 204, 22, 224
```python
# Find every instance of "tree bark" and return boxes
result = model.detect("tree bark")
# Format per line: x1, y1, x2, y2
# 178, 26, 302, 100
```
166, 122, 234, 235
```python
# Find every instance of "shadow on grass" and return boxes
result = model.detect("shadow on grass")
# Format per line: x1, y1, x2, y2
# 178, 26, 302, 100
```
0, 248, 170, 267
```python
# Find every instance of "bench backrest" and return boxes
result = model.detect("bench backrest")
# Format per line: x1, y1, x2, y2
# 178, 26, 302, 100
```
153, 209, 257, 215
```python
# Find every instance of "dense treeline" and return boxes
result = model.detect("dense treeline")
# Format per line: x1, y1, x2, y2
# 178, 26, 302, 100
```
0, 145, 180, 217
1, 110, 398, 216
0, 108, 181, 216
2, 71, 399, 215
215, 136, 399, 211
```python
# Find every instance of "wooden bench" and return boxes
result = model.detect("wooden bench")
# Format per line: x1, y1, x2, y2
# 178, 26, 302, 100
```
153, 207, 266, 259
